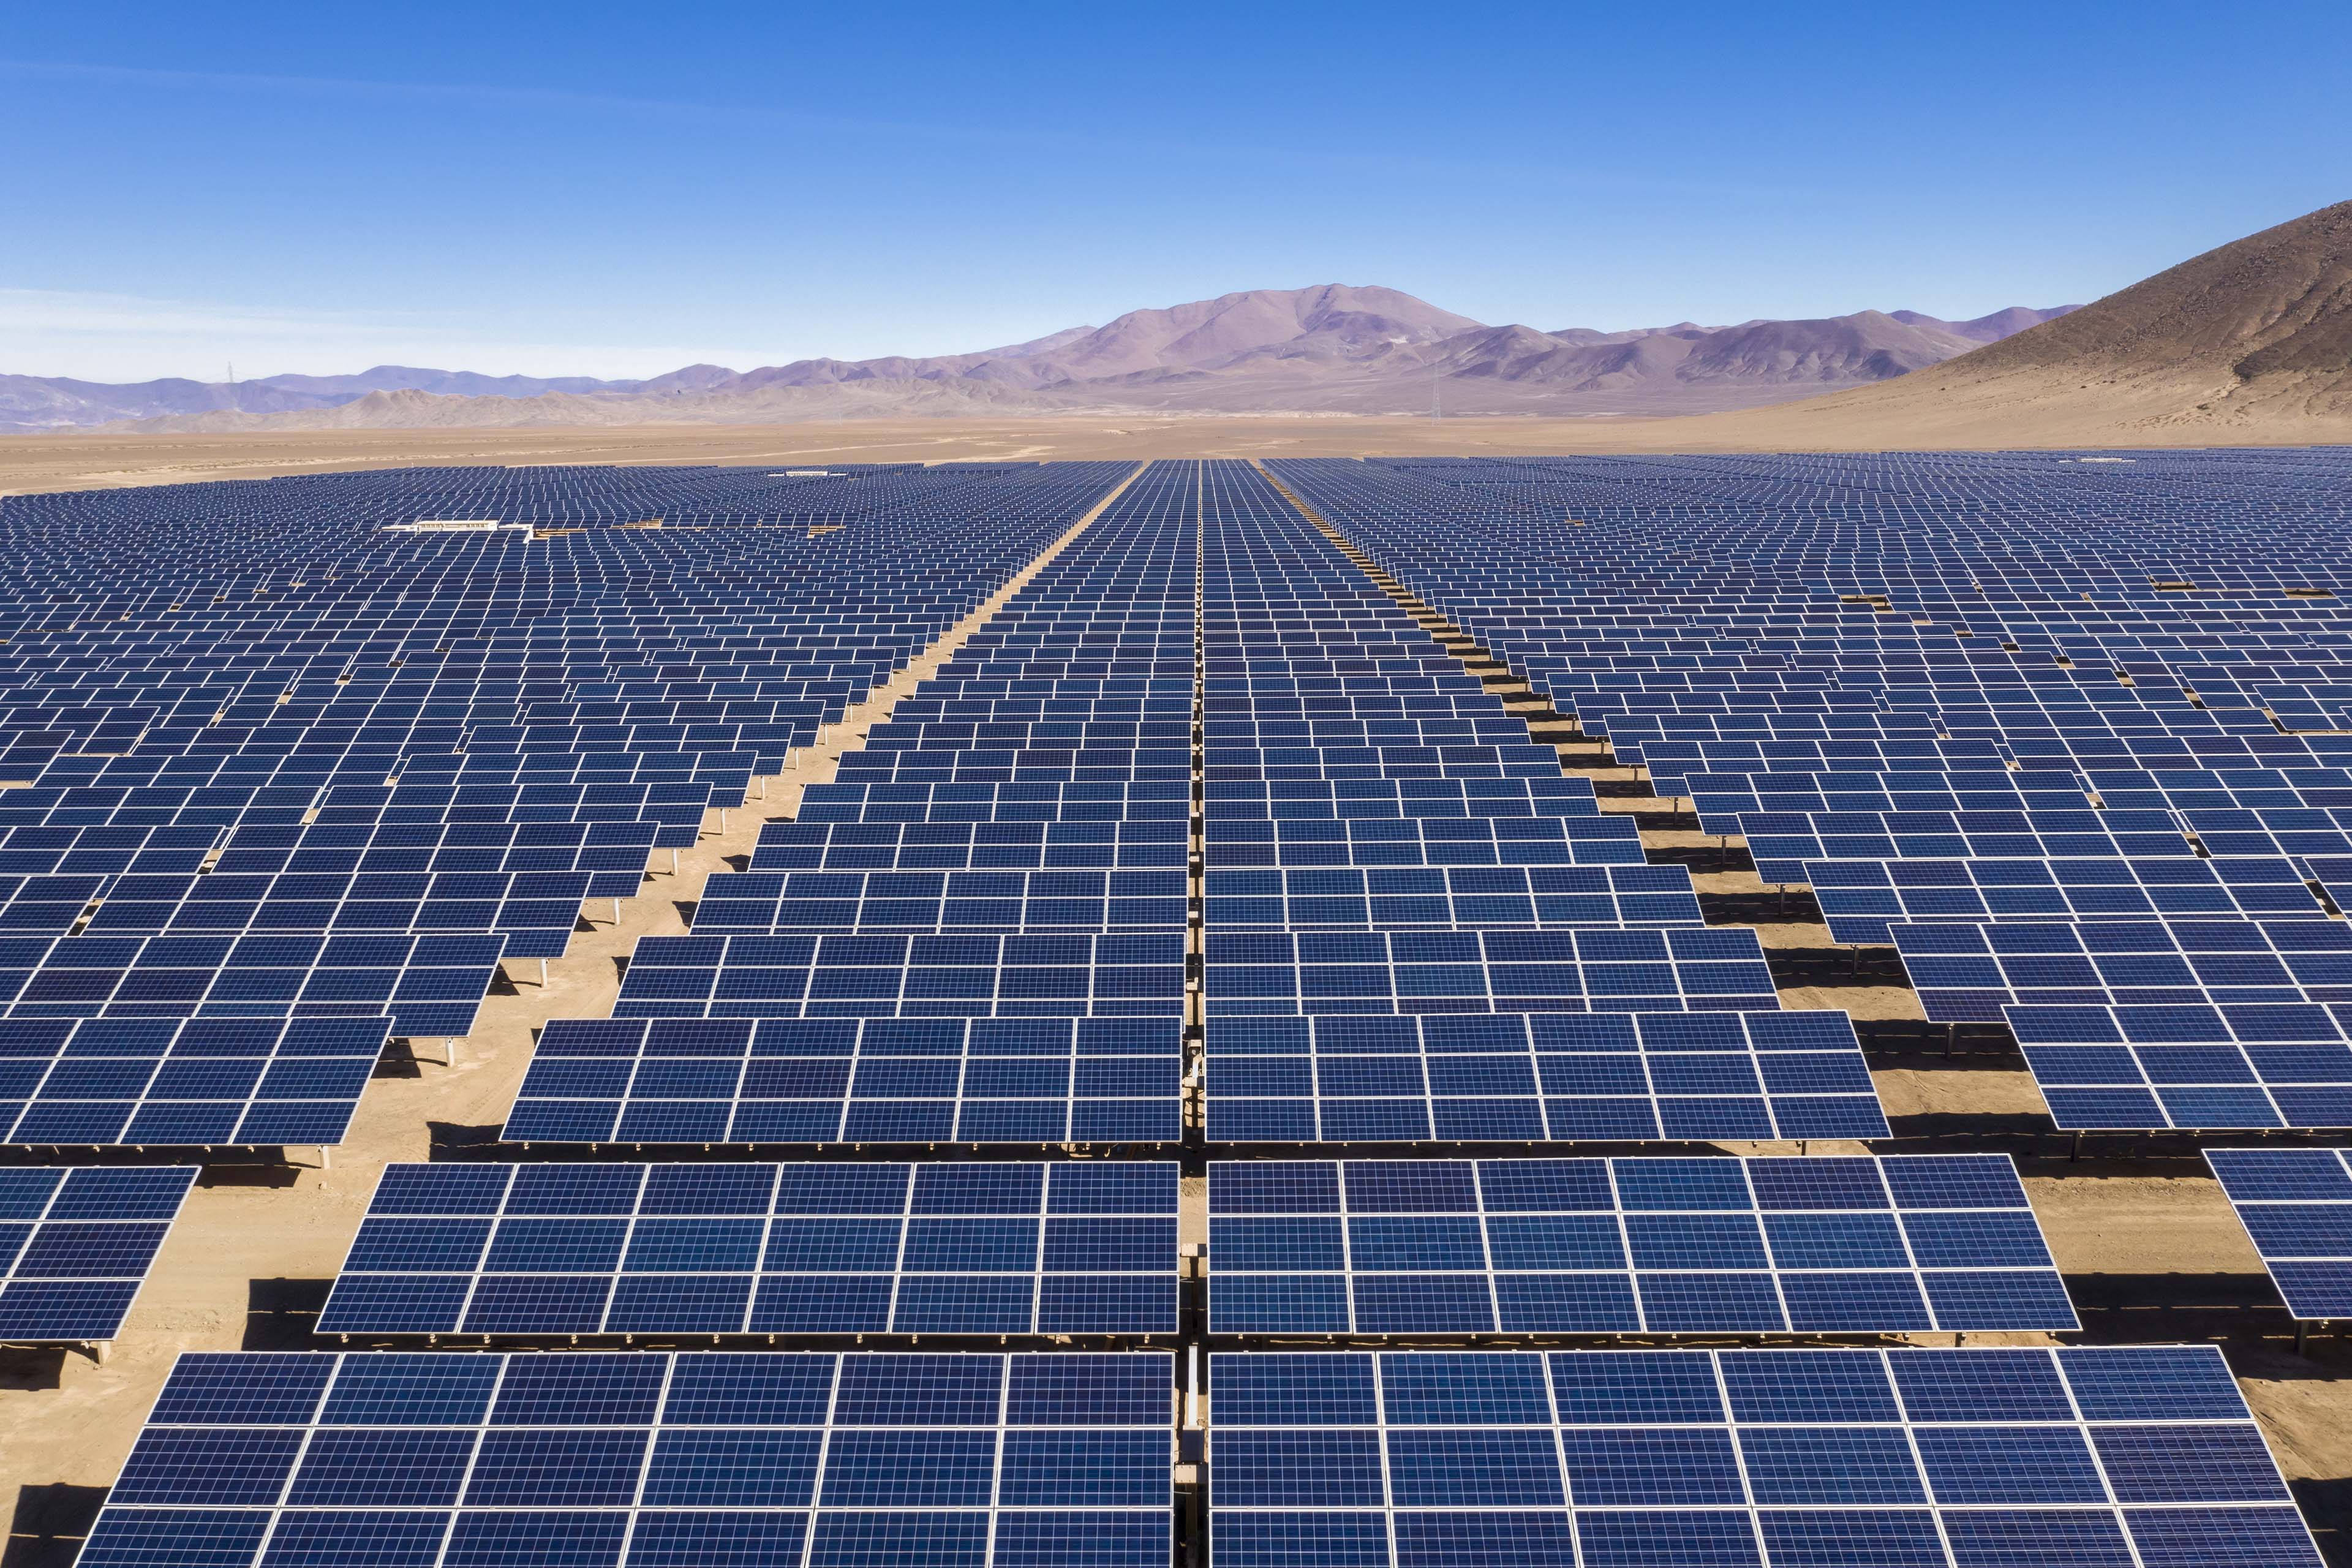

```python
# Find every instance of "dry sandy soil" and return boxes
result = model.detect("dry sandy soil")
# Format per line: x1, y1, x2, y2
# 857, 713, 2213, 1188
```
7, 405, 2351, 500
2, 442, 2350, 1566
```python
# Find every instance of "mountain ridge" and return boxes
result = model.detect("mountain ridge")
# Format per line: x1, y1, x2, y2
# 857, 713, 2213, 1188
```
0, 286, 2077, 434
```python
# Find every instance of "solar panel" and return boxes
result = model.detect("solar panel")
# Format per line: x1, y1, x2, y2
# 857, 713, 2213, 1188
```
1811, 858, 2321, 944
0, 932, 506, 1040
693, 869, 1190, 931
0, 822, 219, 876
612, 932, 1187, 1020
505, 1014, 1183, 1145
1204, 927, 1783, 1016
793, 778, 1192, 826
1739, 807, 2198, 883
0, 1014, 391, 1145
1209, 1155, 2072, 1333
1890, 916, 2352, 1019
0, 1166, 196, 1340
751, 820, 1188, 870
1683, 768, 2089, 835
1204, 813, 1646, 867
80, 869, 598, 959
86, 1350, 1172, 1568
1203, 775, 1599, 819
1203, 865, 1703, 929
1212, 1345, 2320, 1568
1205, 1008, 1884, 1142
321, 1159, 1178, 1336
2204, 1148, 2352, 1319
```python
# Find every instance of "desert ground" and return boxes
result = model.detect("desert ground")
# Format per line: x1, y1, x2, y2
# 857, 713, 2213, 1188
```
7, 407, 2351, 499
1, 435, 2350, 1566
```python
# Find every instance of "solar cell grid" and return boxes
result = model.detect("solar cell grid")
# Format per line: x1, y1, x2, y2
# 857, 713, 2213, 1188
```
0, 1165, 197, 1340
751, 818, 1189, 871
85, 1350, 1172, 1568
2205, 1149, 2352, 1319
1204, 926, 1782, 1016
1738, 806, 2198, 884
323, 1158, 1178, 1338
1212, 1344, 2321, 1568
78, 867, 599, 959
0, 930, 505, 1041
1202, 864, 1702, 929
506, 1012, 1183, 1144
614, 930, 1186, 1020
1205, 1008, 1885, 1142
0, 1012, 392, 1147
1809, 857, 2321, 945
1204, 775, 1600, 818
1209, 1155, 2073, 1334
1204, 813, 1646, 867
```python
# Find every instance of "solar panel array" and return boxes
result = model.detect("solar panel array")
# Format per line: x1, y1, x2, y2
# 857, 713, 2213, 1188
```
0, 460, 1132, 1149
1199, 462, 1886, 1143
1270, 451, 2352, 1131
51, 454, 2350, 1565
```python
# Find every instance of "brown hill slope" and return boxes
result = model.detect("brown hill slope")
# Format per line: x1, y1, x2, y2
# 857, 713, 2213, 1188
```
1704, 200, 2352, 447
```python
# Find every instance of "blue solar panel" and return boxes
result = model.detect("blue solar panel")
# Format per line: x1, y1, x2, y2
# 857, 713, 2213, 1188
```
1204, 927, 1783, 1016
1213, 1345, 2320, 1568
1203, 864, 1703, 929
505, 1014, 1183, 1145
0, 1014, 391, 1146
1812, 858, 2322, 944
2205, 1148, 2352, 1319
611, 932, 1188, 1020
320, 1159, 1179, 1336
87, 1350, 1172, 1568
1206, 1008, 1884, 1141
1209, 1156, 2072, 1333
0, 1165, 196, 1340
694, 869, 1191, 930
0, 932, 506, 1040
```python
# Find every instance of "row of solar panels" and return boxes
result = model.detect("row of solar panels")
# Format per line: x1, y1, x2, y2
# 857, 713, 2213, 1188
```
74, 1345, 2325, 1568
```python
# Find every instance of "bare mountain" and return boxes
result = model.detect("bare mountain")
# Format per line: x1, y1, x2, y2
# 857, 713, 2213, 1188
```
47, 284, 2076, 434
0, 364, 648, 434
1698, 200, 2352, 447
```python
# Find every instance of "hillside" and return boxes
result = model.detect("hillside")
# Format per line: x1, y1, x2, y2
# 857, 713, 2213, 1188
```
1706, 200, 2352, 446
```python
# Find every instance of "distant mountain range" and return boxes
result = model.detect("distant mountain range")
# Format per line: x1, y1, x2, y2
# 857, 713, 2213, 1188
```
1, 285, 2078, 434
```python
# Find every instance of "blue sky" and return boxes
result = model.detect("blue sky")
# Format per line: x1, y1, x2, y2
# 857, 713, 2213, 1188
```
6, 0, 2347, 382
